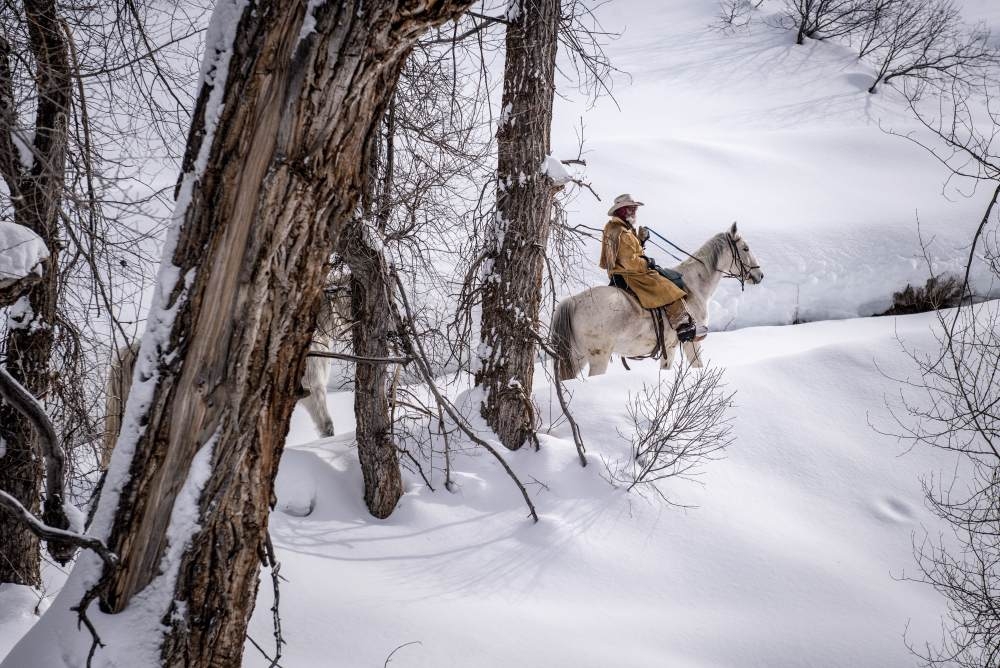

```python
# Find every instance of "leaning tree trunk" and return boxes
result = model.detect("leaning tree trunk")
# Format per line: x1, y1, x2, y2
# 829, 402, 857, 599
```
8, 2, 472, 666
0, 0, 72, 586
476, 0, 560, 451
337, 215, 403, 518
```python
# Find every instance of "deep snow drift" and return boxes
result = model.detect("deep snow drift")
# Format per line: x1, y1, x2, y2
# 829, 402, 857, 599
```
238, 310, 959, 668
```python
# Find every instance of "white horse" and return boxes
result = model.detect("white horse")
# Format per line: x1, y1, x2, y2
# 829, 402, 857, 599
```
551, 222, 763, 379
298, 279, 353, 437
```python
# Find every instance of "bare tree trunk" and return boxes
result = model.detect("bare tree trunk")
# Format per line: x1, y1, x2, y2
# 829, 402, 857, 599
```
338, 217, 403, 519
476, 0, 560, 450
0, 0, 71, 586
71, 2, 471, 666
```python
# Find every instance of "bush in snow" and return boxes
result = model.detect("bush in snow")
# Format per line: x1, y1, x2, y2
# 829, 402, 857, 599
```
880, 273, 967, 316
782, 0, 865, 45
858, 0, 997, 94
714, 0, 763, 33
605, 364, 735, 505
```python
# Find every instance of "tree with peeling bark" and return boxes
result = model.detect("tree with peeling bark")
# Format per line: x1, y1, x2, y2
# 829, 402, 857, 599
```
0, 0, 74, 586
476, 0, 561, 451
2, 1, 473, 666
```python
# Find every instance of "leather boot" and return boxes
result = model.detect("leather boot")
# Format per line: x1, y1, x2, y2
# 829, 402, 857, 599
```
665, 300, 706, 343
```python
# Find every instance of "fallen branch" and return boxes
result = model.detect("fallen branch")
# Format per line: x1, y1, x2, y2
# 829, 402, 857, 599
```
534, 334, 587, 467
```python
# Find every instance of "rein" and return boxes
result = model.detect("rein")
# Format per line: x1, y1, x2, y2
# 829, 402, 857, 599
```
646, 227, 757, 292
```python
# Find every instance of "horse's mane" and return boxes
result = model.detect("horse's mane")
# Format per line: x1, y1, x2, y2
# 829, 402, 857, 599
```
679, 233, 729, 271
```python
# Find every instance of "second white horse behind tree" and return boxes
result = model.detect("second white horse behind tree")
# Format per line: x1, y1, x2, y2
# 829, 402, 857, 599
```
552, 223, 763, 379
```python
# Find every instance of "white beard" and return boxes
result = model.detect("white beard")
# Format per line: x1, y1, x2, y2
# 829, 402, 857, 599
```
625, 214, 637, 225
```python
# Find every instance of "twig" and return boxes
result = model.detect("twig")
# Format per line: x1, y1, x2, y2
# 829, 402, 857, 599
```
384, 640, 423, 667
534, 334, 587, 467
305, 350, 413, 365
263, 532, 285, 668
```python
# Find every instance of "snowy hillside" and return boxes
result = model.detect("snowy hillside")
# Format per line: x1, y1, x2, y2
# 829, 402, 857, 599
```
551, 0, 1000, 327
241, 310, 957, 668
2, 1, 998, 666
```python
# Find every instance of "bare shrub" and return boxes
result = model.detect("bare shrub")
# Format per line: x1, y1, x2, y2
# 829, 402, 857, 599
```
783, 0, 864, 45
862, 0, 997, 93
605, 364, 735, 505
880, 274, 967, 316
715, 0, 762, 33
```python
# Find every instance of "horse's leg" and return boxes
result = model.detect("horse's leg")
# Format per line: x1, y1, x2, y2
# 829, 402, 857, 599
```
587, 350, 612, 376
661, 343, 677, 369
682, 340, 705, 368
301, 357, 335, 437
660, 329, 679, 369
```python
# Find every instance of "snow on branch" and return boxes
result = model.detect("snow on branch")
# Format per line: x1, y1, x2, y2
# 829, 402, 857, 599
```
0, 221, 48, 304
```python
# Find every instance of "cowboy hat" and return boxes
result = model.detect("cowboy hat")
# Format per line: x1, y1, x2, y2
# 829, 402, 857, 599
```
607, 193, 644, 217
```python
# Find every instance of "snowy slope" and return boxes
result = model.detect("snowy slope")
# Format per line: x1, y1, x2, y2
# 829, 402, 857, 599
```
550, 0, 1000, 327
239, 310, 960, 668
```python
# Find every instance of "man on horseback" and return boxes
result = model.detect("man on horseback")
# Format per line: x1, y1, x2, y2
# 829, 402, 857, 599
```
600, 194, 706, 343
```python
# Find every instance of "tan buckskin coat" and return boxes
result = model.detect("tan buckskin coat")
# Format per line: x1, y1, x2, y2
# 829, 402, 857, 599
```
600, 216, 686, 309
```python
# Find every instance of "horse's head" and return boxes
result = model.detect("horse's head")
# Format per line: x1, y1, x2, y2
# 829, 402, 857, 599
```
726, 222, 763, 286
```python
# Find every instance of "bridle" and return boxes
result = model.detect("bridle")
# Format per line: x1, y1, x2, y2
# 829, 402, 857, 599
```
723, 234, 760, 292
645, 228, 759, 292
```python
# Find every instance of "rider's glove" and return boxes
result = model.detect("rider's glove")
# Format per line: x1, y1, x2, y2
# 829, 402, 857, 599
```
637, 226, 650, 246
645, 256, 657, 269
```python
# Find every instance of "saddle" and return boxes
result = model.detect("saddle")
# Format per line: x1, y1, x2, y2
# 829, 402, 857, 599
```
608, 275, 671, 368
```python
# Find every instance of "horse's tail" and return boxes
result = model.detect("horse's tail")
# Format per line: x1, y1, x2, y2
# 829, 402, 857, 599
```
551, 298, 581, 381
103, 341, 140, 471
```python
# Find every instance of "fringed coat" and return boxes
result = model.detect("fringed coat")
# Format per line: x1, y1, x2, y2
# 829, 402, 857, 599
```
600, 217, 686, 309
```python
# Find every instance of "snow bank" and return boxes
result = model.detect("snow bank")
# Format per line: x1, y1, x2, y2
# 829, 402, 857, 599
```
0, 222, 47, 285
237, 309, 964, 668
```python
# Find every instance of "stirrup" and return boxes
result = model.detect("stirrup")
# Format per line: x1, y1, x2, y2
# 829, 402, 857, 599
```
677, 323, 708, 343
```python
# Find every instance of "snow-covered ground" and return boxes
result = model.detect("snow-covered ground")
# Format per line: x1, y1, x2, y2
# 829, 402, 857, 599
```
3, 1, 999, 665
235, 309, 957, 668
0, 310, 965, 666
552, 0, 1000, 327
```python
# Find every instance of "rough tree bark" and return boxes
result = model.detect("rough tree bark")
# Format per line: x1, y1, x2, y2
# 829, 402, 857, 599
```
0, 0, 72, 586
337, 215, 403, 519
476, 0, 560, 450
71, 2, 472, 666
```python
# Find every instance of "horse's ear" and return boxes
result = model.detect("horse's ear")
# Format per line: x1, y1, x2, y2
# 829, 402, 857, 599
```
729, 221, 739, 238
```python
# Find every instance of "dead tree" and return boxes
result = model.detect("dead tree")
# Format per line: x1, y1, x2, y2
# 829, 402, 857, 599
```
0, 0, 73, 586
476, 0, 561, 451
4, 1, 473, 666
